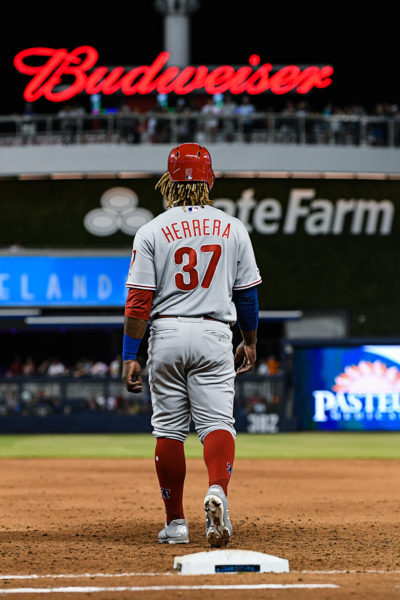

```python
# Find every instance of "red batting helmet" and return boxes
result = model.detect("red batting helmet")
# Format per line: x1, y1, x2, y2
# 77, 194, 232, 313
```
168, 143, 215, 190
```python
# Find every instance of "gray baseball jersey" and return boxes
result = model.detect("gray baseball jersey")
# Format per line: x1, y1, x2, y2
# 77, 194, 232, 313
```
126, 204, 261, 322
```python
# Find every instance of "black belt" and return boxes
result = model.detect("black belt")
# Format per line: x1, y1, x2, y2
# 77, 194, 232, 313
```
153, 315, 227, 324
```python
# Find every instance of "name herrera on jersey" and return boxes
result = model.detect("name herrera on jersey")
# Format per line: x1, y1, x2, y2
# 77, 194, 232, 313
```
161, 219, 231, 243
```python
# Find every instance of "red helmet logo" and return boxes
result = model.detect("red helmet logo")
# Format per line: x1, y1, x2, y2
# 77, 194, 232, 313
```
168, 143, 215, 190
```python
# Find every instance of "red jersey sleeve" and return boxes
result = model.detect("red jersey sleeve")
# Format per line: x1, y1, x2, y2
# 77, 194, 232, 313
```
124, 288, 154, 320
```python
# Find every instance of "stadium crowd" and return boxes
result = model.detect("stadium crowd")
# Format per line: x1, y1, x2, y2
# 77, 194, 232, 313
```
8, 97, 399, 147
2, 353, 282, 379
2, 355, 124, 379
0, 354, 284, 418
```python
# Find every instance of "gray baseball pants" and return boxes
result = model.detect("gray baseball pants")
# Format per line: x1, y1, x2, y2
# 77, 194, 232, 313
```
147, 317, 236, 443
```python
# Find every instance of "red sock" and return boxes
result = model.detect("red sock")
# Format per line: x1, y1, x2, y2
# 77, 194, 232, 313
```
155, 438, 186, 524
203, 430, 235, 496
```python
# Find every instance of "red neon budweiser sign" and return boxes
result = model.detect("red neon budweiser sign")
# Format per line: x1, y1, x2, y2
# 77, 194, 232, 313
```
14, 46, 334, 102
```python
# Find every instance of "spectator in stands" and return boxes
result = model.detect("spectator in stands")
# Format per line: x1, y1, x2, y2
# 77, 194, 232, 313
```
221, 95, 237, 142
175, 97, 193, 143
296, 101, 309, 117
82, 357, 94, 372
106, 395, 117, 411
6, 356, 23, 377
21, 102, 36, 145
91, 360, 109, 377
73, 361, 90, 377
236, 95, 255, 142
22, 357, 36, 376
201, 97, 221, 142
58, 105, 76, 144
95, 394, 107, 410
47, 357, 68, 377
37, 359, 50, 375
276, 100, 298, 143
245, 393, 268, 414
322, 104, 333, 116
58, 103, 85, 144
257, 355, 281, 375
109, 355, 122, 378
117, 102, 141, 144
329, 106, 345, 144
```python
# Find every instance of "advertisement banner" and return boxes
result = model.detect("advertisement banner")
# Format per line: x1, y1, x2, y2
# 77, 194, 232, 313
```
0, 256, 129, 306
293, 343, 400, 431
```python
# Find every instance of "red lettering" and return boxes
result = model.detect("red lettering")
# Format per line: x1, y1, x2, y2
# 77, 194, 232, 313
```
100, 67, 126, 95
87, 66, 127, 95
135, 52, 170, 94
120, 66, 149, 95
212, 219, 221, 236
203, 218, 210, 235
171, 222, 182, 240
204, 66, 235, 94
221, 223, 231, 239
170, 66, 196, 94
174, 65, 208, 94
181, 221, 192, 237
14, 46, 98, 102
243, 63, 272, 94
14, 47, 68, 101
154, 66, 180, 94
296, 65, 334, 94
13, 47, 334, 102
269, 66, 301, 95
228, 67, 253, 94
45, 46, 98, 102
161, 225, 175, 243
192, 219, 201, 236
86, 66, 109, 94
46, 46, 97, 101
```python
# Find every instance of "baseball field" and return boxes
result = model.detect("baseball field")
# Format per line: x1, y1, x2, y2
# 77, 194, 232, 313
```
1, 432, 399, 599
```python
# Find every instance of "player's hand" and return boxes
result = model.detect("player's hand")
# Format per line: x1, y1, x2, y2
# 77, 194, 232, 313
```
234, 341, 256, 375
122, 360, 143, 393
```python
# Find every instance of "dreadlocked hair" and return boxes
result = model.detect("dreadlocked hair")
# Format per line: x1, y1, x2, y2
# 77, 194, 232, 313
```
155, 172, 212, 210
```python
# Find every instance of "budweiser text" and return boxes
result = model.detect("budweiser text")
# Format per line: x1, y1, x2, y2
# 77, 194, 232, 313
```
14, 46, 334, 102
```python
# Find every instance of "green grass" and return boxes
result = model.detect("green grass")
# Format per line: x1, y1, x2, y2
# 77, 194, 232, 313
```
0, 432, 400, 459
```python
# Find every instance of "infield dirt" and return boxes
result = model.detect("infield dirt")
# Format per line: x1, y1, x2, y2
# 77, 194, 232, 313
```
1, 458, 399, 598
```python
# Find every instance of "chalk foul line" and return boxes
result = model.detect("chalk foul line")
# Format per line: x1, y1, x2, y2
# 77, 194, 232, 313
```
297, 570, 400, 575
0, 573, 166, 581
0, 584, 339, 594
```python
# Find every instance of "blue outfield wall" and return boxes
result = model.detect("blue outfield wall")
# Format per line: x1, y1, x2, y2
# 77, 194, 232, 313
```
0, 413, 286, 435
0, 413, 152, 434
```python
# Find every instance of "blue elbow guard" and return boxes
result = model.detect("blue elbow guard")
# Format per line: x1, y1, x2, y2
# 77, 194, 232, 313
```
233, 287, 259, 331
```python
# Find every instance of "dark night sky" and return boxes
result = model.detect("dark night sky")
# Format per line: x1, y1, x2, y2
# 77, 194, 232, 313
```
1, 1, 397, 113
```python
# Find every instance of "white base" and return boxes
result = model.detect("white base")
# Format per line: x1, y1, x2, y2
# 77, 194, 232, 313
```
174, 550, 289, 575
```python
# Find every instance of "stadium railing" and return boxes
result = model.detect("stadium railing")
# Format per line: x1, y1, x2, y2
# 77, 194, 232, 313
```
1, 113, 399, 147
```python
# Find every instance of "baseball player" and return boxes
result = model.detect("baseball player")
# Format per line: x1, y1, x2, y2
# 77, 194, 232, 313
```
122, 143, 261, 547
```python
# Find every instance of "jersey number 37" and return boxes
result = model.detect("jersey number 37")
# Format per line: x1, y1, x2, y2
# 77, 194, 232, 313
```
174, 244, 221, 291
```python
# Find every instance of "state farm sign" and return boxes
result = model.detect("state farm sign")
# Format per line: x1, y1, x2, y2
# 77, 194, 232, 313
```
14, 46, 334, 102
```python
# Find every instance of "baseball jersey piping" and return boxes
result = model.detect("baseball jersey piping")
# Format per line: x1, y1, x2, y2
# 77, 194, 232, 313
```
232, 277, 262, 290
126, 283, 157, 290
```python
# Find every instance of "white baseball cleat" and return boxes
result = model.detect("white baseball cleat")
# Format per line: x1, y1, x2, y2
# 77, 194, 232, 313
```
158, 519, 189, 544
204, 484, 233, 548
